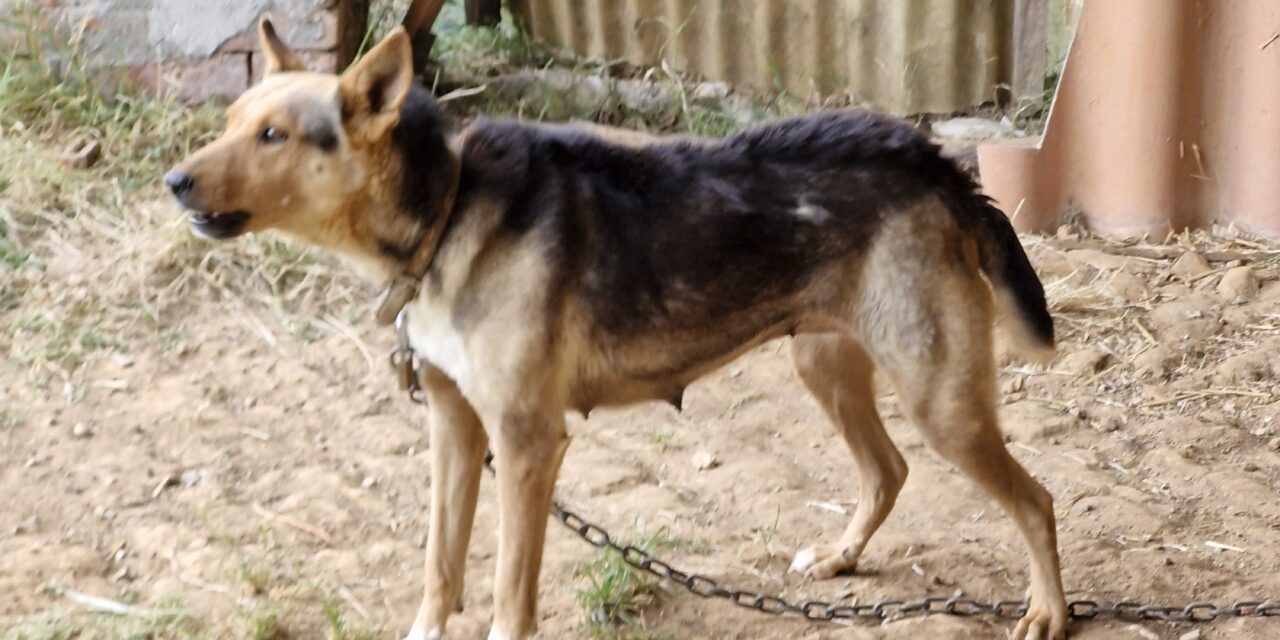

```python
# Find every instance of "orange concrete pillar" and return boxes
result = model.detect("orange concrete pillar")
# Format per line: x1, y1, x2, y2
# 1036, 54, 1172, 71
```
979, 0, 1280, 238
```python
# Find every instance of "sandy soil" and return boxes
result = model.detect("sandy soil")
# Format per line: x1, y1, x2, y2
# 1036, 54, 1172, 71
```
4, 183, 1280, 640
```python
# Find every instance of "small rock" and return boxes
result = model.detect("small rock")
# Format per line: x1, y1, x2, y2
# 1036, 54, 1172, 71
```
1065, 249, 1151, 272
1170, 251, 1210, 278
361, 476, 377, 489
1243, 462, 1260, 472
692, 451, 719, 471
111, 353, 135, 368
1269, 437, 1280, 451
179, 468, 204, 488
1179, 630, 1202, 640
1060, 347, 1109, 376
1133, 345, 1174, 379
12, 516, 37, 535
1128, 624, 1160, 640
1055, 224, 1078, 240
1216, 266, 1257, 304
1093, 414, 1125, 432
1001, 375, 1025, 394
59, 136, 102, 169
931, 116, 1012, 141
1105, 270, 1149, 303
691, 81, 731, 104
71, 422, 92, 439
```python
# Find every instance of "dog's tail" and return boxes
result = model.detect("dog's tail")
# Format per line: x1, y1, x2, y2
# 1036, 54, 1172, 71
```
964, 193, 1056, 364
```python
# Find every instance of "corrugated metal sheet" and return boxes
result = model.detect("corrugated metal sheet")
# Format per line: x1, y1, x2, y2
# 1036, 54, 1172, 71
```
508, 0, 1011, 115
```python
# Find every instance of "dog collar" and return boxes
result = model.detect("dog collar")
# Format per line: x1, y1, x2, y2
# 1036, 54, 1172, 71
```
373, 153, 462, 326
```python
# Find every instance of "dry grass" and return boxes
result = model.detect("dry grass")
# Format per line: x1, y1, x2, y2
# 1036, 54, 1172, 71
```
1014, 222, 1279, 430
0, 8, 369, 378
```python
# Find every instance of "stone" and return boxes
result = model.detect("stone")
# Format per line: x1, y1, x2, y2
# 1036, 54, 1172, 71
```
1169, 251, 1211, 278
179, 468, 204, 487
692, 451, 719, 471
1216, 266, 1257, 303
71, 422, 92, 438
1133, 345, 1175, 379
691, 81, 731, 105
1104, 270, 1149, 303
1065, 249, 1154, 273
59, 137, 101, 169
1060, 347, 1110, 376
931, 116, 1013, 141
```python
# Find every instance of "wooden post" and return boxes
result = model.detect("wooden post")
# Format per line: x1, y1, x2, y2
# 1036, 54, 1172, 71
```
1012, 0, 1049, 104
466, 0, 501, 27
403, 0, 449, 35
403, 0, 448, 76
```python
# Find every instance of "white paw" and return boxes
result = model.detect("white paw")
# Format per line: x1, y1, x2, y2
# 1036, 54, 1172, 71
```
789, 547, 817, 574
403, 627, 442, 640
486, 626, 515, 640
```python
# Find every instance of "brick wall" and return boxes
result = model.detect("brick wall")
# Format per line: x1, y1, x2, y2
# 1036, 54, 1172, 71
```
40, 0, 367, 101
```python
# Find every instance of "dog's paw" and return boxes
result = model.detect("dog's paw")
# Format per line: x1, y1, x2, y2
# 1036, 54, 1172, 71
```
486, 626, 515, 640
788, 544, 858, 579
403, 627, 442, 640
1012, 598, 1067, 640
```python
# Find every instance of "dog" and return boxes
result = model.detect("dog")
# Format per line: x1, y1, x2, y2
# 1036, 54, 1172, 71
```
165, 19, 1067, 640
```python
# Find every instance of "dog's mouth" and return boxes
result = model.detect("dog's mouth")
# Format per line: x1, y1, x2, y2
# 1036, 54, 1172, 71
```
188, 210, 251, 240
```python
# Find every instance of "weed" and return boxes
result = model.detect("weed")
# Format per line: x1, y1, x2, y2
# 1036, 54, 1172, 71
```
679, 106, 742, 138
575, 528, 680, 639
0, 6, 223, 185
239, 557, 274, 596
648, 430, 674, 447
321, 598, 379, 640
238, 603, 289, 640
1, 600, 202, 640
752, 504, 782, 550
0, 409, 20, 430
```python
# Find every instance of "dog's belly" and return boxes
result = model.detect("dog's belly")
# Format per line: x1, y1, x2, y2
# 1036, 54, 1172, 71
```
571, 316, 844, 414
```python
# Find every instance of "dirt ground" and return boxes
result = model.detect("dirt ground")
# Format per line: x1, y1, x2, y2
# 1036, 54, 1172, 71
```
4, 134, 1280, 639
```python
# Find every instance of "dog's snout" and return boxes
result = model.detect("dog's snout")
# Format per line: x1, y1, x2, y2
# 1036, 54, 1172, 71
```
164, 170, 195, 199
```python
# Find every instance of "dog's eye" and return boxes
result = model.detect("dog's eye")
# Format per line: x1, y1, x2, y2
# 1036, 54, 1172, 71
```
258, 127, 288, 144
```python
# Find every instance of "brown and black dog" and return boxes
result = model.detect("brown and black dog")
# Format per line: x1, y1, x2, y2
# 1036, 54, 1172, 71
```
166, 20, 1067, 640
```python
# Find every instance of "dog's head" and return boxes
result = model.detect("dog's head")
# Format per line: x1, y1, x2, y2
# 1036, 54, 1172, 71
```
165, 18, 418, 249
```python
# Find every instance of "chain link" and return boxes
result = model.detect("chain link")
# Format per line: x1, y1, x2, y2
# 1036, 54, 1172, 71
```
397, 342, 1276, 627
480, 453, 1278, 626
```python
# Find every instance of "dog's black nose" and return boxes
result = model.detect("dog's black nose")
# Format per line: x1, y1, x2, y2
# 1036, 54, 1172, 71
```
164, 170, 194, 198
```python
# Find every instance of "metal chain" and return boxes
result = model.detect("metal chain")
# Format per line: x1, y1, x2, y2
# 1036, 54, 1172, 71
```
479, 452, 1280, 625
392, 334, 1278, 626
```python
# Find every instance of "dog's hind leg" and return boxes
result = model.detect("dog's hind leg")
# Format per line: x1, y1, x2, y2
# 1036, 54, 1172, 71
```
866, 269, 1067, 640
788, 333, 907, 579
406, 366, 489, 640
487, 409, 570, 640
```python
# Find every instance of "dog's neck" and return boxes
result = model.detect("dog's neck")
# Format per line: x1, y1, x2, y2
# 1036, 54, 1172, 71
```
319, 87, 461, 321
369, 149, 462, 325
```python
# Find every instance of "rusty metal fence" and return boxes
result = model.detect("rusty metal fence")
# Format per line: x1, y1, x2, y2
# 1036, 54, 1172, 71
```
508, 0, 1013, 115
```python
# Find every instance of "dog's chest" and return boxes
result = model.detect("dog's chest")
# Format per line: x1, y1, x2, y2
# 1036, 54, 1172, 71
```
405, 298, 473, 390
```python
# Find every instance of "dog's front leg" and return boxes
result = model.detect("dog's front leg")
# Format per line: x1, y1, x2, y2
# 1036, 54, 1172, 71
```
487, 410, 570, 640
406, 366, 489, 640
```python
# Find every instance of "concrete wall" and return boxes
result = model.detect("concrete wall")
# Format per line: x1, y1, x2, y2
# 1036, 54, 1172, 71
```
40, 0, 366, 100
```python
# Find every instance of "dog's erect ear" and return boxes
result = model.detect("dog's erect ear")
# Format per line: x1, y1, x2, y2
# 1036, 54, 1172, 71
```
339, 27, 413, 142
259, 16, 306, 75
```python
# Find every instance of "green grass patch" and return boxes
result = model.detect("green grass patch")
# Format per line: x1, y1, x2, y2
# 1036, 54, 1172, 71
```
575, 528, 682, 639
1, 600, 202, 640
321, 598, 379, 640
0, 6, 224, 187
